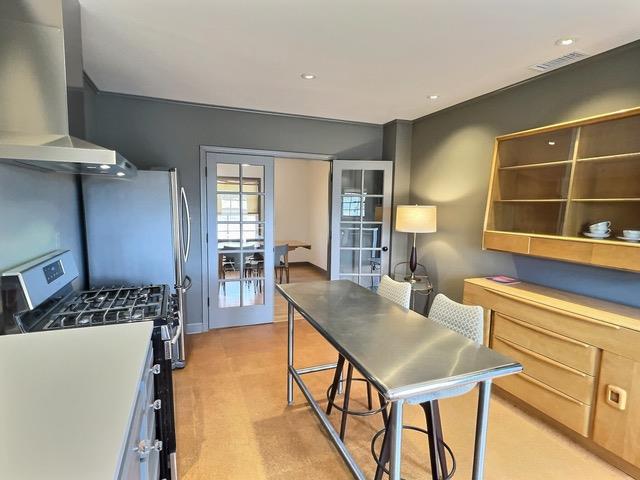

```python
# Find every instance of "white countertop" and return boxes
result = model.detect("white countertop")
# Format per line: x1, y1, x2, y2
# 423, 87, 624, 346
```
0, 322, 154, 480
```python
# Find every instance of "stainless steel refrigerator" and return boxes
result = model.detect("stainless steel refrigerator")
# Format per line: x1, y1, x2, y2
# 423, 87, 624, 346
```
82, 169, 191, 367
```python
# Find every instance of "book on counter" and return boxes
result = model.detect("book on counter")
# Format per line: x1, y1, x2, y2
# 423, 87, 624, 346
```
486, 275, 520, 285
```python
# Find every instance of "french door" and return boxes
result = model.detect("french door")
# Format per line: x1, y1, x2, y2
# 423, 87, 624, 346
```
330, 160, 393, 288
206, 152, 274, 328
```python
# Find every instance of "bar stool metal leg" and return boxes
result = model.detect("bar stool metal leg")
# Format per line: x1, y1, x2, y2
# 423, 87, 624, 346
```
374, 414, 392, 480
366, 382, 373, 410
423, 402, 444, 480
326, 354, 346, 415
339, 363, 355, 440
378, 393, 388, 425
431, 401, 447, 476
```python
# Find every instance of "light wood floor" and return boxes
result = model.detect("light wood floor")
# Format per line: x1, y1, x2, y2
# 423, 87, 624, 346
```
174, 266, 629, 479
274, 263, 328, 323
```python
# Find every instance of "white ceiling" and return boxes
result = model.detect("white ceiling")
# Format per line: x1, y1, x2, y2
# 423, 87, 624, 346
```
79, 1, 640, 124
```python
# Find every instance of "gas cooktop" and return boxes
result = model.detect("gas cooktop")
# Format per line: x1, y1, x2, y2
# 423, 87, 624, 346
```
43, 285, 168, 330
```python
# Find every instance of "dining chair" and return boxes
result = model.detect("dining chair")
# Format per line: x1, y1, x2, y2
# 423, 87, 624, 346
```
373, 293, 484, 480
274, 244, 289, 283
244, 252, 264, 292
326, 275, 411, 441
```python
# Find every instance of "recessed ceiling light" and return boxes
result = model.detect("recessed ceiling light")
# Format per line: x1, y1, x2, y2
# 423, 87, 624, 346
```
116, 172, 125, 177
548, 141, 556, 146
555, 38, 576, 46
99, 164, 111, 170
428, 94, 439, 100
301, 73, 316, 80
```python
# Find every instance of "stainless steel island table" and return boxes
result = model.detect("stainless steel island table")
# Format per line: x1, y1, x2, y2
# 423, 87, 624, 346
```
277, 280, 522, 480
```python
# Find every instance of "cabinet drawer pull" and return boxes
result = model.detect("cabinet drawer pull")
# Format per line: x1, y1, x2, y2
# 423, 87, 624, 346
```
518, 373, 585, 406
605, 385, 627, 411
150, 399, 162, 411
498, 312, 591, 348
496, 336, 588, 377
150, 364, 161, 375
488, 289, 620, 330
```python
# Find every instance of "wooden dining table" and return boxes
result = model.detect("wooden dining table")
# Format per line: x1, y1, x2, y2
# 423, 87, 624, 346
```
277, 240, 311, 251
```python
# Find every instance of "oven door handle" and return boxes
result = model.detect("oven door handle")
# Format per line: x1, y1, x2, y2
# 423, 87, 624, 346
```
170, 321, 183, 346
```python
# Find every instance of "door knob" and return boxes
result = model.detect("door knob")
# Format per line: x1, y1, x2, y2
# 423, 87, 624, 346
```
382, 246, 388, 252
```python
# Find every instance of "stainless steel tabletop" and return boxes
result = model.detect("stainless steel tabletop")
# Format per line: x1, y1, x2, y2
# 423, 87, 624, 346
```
277, 280, 522, 401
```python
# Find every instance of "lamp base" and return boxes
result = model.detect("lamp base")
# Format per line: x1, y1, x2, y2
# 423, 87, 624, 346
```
404, 273, 423, 284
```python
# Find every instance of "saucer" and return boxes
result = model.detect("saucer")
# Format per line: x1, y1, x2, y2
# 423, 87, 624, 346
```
583, 231, 610, 239
617, 235, 640, 243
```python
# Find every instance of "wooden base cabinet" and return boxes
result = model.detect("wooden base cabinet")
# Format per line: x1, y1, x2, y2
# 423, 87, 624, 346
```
593, 351, 640, 469
463, 278, 640, 478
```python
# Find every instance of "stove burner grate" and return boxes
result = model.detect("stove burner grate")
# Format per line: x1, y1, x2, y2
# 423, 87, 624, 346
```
43, 285, 167, 330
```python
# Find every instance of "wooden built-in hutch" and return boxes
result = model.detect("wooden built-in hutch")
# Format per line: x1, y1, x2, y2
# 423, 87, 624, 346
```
483, 107, 640, 271
464, 279, 640, 478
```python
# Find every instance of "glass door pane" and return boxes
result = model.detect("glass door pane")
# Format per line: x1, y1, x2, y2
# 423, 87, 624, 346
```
207, 153, 274, 328
331, 161, 392, 290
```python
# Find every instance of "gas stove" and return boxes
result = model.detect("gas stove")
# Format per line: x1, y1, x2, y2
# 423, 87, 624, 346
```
1, 251, 179, 480
43, 285, 168, 330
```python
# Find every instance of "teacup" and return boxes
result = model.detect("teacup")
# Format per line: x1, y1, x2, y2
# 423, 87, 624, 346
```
623, 229, 640, 239
590, 221, 611, 233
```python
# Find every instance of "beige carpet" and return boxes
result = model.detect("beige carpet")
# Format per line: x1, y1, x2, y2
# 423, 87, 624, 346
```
174, 319, 630, 479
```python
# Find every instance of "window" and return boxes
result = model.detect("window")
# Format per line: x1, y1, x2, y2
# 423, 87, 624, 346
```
341, 195, 364, 218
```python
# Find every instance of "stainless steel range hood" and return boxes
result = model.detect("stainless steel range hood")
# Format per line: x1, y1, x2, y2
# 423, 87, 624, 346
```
0, 1, 137, 177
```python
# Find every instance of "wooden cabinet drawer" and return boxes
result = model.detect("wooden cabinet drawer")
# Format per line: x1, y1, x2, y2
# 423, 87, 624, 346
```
592, 243, 640, 271
493, 336, 595, 404
483, 231, 530, 254
593, 351, 640, 468
496, 372, 591, 437
529, 237, 592, 264
475, 286, 640, 363
493, 313, 599, 374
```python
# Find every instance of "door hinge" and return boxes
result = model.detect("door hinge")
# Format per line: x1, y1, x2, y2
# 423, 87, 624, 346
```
207, 297, 210, 307
205, 166, 208, 177
206, 233, 208, 243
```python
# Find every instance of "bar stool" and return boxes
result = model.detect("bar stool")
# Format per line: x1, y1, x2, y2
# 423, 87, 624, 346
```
326, 275, 412, 440
372, 293, 484, 480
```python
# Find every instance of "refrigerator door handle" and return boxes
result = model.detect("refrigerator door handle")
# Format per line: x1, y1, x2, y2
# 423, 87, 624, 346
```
181, 187, 192, 263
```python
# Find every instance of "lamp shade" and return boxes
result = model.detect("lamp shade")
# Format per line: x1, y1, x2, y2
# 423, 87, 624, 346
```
395, 205, 437, 233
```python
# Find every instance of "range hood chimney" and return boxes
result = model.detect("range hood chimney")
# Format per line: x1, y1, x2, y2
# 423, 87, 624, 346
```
0, 0, 136, 177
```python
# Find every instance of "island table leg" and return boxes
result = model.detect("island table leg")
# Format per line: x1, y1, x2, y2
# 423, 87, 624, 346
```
388, 399, 404, 480
287, 302, 295, 405
472, 380, 492, 479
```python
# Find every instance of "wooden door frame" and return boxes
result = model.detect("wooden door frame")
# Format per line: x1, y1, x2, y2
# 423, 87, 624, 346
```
199, 146, 335, 332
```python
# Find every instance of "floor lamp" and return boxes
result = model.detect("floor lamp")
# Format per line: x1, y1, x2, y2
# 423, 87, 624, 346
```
395, 205, 437, 283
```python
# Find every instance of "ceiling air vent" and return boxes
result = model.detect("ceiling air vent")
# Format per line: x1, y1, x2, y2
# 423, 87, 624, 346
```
529, 51, 589, 72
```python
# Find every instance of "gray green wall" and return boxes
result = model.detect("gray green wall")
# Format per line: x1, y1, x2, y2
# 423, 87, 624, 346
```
0, 88, 88, 290
410, 41, 640, 307
384, 120, 413, 276
85, 89, 383, 331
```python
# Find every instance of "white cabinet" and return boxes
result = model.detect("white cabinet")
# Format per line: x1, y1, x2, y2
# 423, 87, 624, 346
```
119, 344, 162, 480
